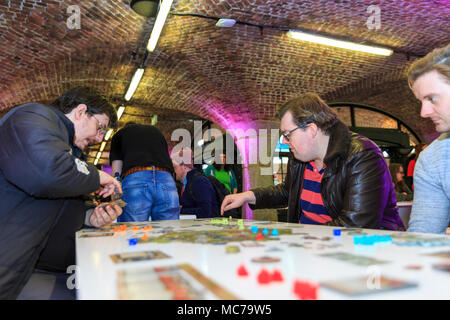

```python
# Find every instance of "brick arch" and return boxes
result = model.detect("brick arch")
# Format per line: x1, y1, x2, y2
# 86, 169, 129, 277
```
323, 66, 437, 143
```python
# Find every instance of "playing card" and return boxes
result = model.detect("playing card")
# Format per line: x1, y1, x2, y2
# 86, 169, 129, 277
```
319, 252, 389, 266
322, 276, 417, 296
98, 199, 127, 208
110, 250, 170, 264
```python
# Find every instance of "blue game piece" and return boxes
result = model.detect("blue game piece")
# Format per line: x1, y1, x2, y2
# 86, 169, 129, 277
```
251, 226, 258, 233
129, 238, 137, 246
262, 228, 269, 235
271, 229, 279, 236
333, 229, 341, 236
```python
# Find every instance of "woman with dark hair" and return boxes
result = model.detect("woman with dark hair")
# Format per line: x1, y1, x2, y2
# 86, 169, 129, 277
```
389, 163, 413, 201
204, 153, 238, 194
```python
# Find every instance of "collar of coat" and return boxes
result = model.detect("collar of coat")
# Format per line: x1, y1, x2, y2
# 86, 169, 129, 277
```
50, 106, 84, 159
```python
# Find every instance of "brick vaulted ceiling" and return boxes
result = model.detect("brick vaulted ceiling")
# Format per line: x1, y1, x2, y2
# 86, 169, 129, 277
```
0, 0, 449, 162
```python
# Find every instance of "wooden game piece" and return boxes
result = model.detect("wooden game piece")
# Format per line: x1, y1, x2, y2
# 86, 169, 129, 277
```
257, 269, 271, 284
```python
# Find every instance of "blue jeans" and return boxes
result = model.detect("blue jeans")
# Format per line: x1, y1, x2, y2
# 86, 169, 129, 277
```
117, 169, 180, 222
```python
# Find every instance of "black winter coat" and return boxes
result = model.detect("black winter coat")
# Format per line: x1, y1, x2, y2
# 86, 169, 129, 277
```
251, 121, 405, 231
0, 103, 100, 299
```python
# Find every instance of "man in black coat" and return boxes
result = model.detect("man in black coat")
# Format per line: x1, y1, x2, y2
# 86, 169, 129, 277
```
172, 147, 219, 218
0, 87, 123, 299
221, 93, 405, 231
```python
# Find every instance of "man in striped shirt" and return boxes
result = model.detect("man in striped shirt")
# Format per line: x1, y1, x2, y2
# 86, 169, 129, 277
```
222, 93, 404, 230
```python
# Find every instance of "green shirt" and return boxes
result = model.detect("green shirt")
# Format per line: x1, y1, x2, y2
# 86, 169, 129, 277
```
214, 168, 232, 193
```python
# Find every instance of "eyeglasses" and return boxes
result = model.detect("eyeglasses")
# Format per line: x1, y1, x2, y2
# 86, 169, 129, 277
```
281, 123, 310, 142
91, 113, 107, 136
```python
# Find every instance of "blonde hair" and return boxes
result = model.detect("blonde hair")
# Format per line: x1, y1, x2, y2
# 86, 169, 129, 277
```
407, 43, 450, 87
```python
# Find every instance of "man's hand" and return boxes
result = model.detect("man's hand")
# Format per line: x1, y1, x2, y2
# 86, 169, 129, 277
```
98, 170, 122, 198
221, 191, 256, 216
89, 203, 122, 228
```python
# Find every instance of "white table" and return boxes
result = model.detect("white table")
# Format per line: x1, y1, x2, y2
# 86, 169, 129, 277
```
76, 219, 450, 300
397, 201, 413, 229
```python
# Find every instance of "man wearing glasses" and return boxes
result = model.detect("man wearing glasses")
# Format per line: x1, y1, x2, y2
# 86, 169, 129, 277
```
0, 87, 123, 299
222, 93, 405, 231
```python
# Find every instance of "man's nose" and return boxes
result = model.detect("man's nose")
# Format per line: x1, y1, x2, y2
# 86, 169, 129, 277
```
420, 101, 434, 118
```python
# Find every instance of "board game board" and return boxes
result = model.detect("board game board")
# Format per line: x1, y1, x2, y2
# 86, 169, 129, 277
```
76, 218, 450, 300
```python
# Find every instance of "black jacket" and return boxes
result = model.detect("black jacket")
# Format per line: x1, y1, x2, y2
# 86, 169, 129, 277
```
251, 121, 405, 231
0, 103, 100, 299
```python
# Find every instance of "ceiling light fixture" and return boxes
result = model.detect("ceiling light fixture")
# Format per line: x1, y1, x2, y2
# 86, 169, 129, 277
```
99, 141, 107, 152
124, 68, 145, 101
117, 105, 126, 120
130, 0, 159, 18
147, 0, 174, 52
104, 129, 114, 141
216, 18, 236, 28
287, 30, 393, 56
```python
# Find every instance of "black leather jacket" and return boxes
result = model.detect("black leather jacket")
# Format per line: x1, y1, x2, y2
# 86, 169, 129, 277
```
251, 121, 405, 231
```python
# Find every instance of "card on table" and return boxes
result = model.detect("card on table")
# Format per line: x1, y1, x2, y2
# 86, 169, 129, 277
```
319, 252, 389, 266
322, 276, 418, 296
110, 250, 170, 264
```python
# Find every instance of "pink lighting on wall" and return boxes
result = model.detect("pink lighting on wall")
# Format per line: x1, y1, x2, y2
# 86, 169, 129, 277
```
227, 121, 260, 220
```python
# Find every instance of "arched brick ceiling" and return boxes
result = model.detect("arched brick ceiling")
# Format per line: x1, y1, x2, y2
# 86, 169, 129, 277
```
0, 0, 449, 150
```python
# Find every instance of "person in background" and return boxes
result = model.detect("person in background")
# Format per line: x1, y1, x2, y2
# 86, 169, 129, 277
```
405, 143, 427, 189
0, 86, 123, 299
407, 43, 450, 234
221, 93, 405, 231
173, 147, 219, 218
204, 153, 238, 194
389, 163, 413, 202
110, 122, 179, 222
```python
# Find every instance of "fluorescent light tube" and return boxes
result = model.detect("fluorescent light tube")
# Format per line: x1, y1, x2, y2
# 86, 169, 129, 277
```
287, 31, 393, 56
147, 0, 174, 52
124, 68, 144, 101
117, 105, 125, 120
104, 129, 114, 141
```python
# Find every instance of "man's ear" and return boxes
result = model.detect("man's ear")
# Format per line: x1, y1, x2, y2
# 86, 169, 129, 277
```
309, 123, 319, 139
74, 104, 88, 120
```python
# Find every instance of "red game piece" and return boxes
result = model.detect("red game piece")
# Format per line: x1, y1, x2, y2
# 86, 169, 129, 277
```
257, 269, 271, 284
271, 269, 284, 282
256, 232, 264, 241
237, 264, 249, 277
293, 279, 319, 300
